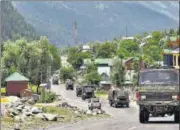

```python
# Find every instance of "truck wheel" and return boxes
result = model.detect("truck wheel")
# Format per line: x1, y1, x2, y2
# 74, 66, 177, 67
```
109, 101, 113, 107
126, 103, 129, 108
174, 111, 180, 123
139, 110, 149, 123
82, 96, 85, 100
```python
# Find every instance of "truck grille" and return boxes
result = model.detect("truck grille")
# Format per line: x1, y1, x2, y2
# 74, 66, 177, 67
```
145, 93, 172, 101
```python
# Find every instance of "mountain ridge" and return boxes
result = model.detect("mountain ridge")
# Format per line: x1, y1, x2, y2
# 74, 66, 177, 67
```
12, 1, 179, 47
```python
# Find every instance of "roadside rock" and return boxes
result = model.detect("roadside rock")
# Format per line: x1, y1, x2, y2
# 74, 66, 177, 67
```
31, 107, 42, 114
86, 110, 92, 115
43, 114, 58, 121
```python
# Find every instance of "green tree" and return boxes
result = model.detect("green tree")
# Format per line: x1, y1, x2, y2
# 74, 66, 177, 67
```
111, 58, 125, 88
85, 70, 101, 85
60, 66, 75, 83
96, 42, 117, 58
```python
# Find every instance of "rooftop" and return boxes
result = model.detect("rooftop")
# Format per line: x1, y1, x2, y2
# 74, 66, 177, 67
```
5, 72, 29, 82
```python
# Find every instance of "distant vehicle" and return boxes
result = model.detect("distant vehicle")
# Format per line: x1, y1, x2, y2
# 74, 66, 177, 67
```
108, 88, 129, 108
65, 79, 74, 90
136, 69, 179, 123
88, 97, 101, 110
76, 86, 82, 97
76, 85, 95, 100
52, 74, 59, 85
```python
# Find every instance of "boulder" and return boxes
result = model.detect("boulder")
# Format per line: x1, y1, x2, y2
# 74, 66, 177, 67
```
43, 114, 58, 121
97, 109, 102, 114
31, 107, 42, 114
14, 116, 22, 122
35, 113, 44, 119
86, 110, 92, 115
92, 111, 97, 116
17, 105, 25, 111
14, 124, 20, 130
74, 111, 79, 114
61, 102, 69, 107
14, 102, 22, 107
27, 98, 35, 105
20, 97, 29, 103
23, 111, 32, 117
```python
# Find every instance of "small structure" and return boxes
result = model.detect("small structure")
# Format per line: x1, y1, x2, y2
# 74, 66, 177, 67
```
163, 36, 180, 69
5, 72, 29, 96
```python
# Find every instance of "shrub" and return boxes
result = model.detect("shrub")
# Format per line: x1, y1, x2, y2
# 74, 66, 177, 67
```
45, 92, 57, 103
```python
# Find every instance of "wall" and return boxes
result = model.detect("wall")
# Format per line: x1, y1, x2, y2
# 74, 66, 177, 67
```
7, 81, 28, 96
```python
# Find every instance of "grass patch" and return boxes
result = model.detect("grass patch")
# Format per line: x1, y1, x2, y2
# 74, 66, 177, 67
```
95, 90, 108, 100
1, 87, 6, 94
2, 106, 110, 130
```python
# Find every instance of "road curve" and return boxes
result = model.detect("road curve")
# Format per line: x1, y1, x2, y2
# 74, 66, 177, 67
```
49, 84, 179, 130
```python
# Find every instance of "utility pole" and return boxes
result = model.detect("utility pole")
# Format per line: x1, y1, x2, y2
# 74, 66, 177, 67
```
125, 26, 128, 37
74, 21, 78, 45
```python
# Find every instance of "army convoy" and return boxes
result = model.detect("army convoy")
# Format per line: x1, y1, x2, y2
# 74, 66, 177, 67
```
136, 68, 179, 123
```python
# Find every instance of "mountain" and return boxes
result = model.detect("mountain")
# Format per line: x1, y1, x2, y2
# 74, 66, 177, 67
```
12, 1, 179, 47
1, 1, 39, 42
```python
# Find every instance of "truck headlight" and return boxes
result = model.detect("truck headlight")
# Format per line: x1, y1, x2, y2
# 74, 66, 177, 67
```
141, 95, 146, 100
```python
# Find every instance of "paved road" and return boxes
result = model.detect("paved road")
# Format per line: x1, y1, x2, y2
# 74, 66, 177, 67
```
50, 84, 179, 130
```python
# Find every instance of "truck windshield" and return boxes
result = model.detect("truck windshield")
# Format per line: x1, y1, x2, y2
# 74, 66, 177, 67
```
139, 70, 179, 85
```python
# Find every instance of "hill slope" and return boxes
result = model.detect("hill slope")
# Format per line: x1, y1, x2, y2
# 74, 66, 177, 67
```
12, 1, 179, 47
1, 1, 39, 42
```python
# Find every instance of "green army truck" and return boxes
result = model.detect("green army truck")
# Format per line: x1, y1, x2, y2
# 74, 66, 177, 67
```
136, 69, 179, 123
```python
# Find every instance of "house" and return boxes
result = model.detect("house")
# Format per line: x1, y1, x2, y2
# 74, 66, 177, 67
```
122, 37, 134, 40
163, 36, 180, 69
5, 72, 29, 96
82, 45, 91, 52
99, 73, 112, 90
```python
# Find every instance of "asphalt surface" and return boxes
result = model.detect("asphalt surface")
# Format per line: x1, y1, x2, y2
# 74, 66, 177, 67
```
49, 84, 179, 130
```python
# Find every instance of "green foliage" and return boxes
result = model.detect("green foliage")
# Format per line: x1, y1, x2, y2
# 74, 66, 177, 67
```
67, 47, 93, 69
45, 92, 57, 103
117, 40, 139, 58
1, 37, 61, 85
1, 88, 6, 95
111, 58, 125, 88
85, 70, 101, 85
96, 42, 117, 58
1, 1, 39, 42
60, 66, 75, 83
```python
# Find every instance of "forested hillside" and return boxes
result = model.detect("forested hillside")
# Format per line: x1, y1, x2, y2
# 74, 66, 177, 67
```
1, 1, 39, 42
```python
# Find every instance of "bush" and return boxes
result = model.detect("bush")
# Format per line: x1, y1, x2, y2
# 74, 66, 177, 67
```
1, 87, 6, 95
45, 92, 57, 103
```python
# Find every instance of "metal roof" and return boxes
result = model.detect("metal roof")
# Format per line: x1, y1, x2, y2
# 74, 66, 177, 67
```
5, 72, 29, 82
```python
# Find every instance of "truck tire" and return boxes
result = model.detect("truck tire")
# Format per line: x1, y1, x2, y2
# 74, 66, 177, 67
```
126, 103, 129, 108
82, 96, 85, 100
139, 110, 149, 123
174, 111, 180, 123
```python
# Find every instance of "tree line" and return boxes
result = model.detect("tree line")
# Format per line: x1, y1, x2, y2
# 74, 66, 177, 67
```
1, 37, 61, 86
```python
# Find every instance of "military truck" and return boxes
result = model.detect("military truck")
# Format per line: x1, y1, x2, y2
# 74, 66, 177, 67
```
108, 88, 130, 108
136, 69, 179, 123
65, 79, 74, 90
79, 85, 96, 100
76, 86, 82, 97
88, 97, 101, 110
52, 74, 59, 85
